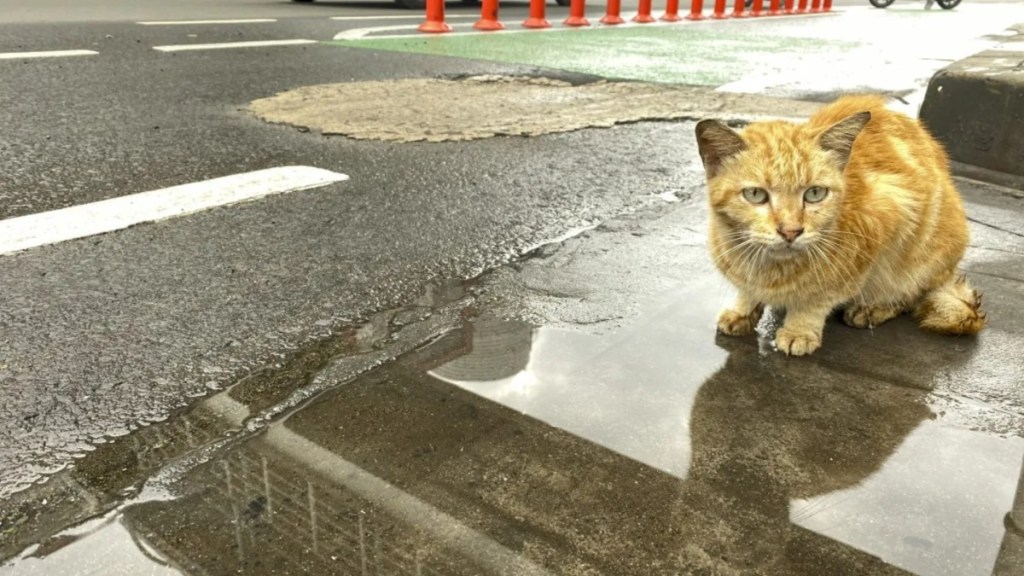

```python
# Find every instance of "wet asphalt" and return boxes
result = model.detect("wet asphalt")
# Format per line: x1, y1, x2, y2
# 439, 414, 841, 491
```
2, 1, 1024, 574
0, 3, 683, 494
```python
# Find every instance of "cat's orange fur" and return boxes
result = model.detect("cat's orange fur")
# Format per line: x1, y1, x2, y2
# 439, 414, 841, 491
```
695, 95, 985, 356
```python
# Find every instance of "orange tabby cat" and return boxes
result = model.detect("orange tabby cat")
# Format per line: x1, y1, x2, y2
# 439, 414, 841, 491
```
695, 95, 985, 356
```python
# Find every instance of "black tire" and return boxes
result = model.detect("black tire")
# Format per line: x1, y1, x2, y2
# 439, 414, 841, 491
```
936, 0, 960, 8
556, 0, 571, 5
291, 0, 314, 3
394, 0, 425, 8
869, 0, 895, 6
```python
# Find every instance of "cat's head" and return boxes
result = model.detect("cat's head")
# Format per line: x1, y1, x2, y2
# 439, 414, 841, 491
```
694, 112, 870, 259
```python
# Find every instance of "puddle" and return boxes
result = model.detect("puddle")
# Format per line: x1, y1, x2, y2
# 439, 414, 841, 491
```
0, 280, 473, 564
2, 513, 181, 576
5, 275, 1021, 576
430, 275, 729, 480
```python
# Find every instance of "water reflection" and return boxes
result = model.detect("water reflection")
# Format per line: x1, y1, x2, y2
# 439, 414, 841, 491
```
431, 294, 728, 479
2, 513, 181, 576
6, 290, 1022, 576
424, 298, 1021, 575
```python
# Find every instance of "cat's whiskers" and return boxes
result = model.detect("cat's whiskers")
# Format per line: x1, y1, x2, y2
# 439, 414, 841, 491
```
817, 232, 877, 275
809, 236, 862, 295
712, 237, 757, 261
804, 244, 830, 298
730, 241, 761, 278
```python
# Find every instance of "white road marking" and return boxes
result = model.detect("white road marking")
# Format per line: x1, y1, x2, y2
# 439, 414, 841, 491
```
0, 49, 98, 60
329, 14, 477, 20
0, 166, 349, 256
153, 39, 317, 52
137, 19, 278, 25
334, 24, 424, 40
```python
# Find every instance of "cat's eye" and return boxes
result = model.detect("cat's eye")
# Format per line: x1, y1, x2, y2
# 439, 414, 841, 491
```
804, 186, 829, 203
741, 187, 769, 205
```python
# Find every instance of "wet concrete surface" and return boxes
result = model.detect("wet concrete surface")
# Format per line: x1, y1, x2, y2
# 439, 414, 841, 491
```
3, 176, 1023, 576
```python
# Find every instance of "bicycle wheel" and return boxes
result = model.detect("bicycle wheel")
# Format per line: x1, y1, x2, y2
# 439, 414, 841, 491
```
936, 0, 961, 9
869, 0, 895, 7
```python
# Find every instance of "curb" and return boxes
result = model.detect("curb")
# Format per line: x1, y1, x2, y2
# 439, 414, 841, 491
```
919, 24, 1024, 190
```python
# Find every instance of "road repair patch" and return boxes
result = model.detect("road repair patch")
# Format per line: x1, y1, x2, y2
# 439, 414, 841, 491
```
249, 75, 821, 143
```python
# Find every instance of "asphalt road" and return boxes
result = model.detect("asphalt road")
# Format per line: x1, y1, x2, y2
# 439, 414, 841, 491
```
0, 0, 707, 498
1, 0, 1021, 531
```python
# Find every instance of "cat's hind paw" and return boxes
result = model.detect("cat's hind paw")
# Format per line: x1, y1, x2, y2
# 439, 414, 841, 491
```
842, 303, 903, 329
717, 306, 763, 336
914, 276, 987, 335
775, 327, 822, 356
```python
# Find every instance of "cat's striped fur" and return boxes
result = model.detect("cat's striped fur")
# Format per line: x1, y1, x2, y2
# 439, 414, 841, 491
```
696, 95, 985, 356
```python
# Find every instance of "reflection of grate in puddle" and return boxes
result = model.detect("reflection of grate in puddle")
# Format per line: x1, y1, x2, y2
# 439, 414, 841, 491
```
204, 449, 450, 576
125, 414, 220, 471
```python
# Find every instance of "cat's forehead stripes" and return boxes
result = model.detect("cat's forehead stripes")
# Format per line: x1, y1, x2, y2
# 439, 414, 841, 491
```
738, 123, 820, 191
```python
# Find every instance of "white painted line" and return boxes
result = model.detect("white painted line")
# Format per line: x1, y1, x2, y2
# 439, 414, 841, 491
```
334, 24, 422, 40
0, 49, 98, 60
0, 166, 348, 256
153, 39, 317, 52
137, 19, 278, 25
329, 14, 476, 21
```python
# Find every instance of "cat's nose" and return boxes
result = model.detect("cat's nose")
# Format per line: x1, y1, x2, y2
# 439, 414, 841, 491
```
777, 226, 804, 242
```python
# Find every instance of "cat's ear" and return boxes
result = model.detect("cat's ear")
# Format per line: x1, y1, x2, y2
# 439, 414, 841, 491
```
818, 111, 871, 170
695, 120, 746, 179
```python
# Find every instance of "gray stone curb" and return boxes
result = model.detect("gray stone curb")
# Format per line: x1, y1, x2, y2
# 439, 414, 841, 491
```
920, 24, 1024, 190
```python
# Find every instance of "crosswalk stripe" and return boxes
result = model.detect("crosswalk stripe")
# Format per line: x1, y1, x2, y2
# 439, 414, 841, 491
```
153, 39, 317, 52
0, 166, 349, 256
0, 50, 98, 60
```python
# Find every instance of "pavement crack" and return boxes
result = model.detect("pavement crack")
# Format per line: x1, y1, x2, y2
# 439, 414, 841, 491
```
967, 217, 1024, 239
965, 269, 1024, 285
969, 244, 1024, 256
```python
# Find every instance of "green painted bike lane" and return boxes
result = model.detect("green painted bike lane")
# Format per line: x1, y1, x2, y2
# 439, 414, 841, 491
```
331, 23, 857, 87
324, 4, 1024, 97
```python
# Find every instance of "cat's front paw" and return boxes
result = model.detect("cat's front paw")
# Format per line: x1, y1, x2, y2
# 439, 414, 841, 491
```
717, 307, 761, 336
775, 327, 822, 356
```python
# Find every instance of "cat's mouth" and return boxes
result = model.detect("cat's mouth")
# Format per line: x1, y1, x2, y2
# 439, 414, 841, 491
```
764, 241, 809, 259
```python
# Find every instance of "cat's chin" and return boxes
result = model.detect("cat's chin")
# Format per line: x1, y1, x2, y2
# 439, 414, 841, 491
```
764, 243, 807, 260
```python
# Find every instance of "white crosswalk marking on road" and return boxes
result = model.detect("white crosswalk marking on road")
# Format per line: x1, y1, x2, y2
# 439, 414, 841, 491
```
0, 166, 349, 256
153, 39, 316, 52
0, 49, 98, 60
137, 19, 278, 25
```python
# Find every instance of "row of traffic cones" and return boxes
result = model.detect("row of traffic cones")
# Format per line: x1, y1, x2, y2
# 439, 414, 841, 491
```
420, 0, 832, 33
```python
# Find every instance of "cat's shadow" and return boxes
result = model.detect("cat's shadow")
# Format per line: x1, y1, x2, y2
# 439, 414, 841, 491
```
672, 330, 975, 573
